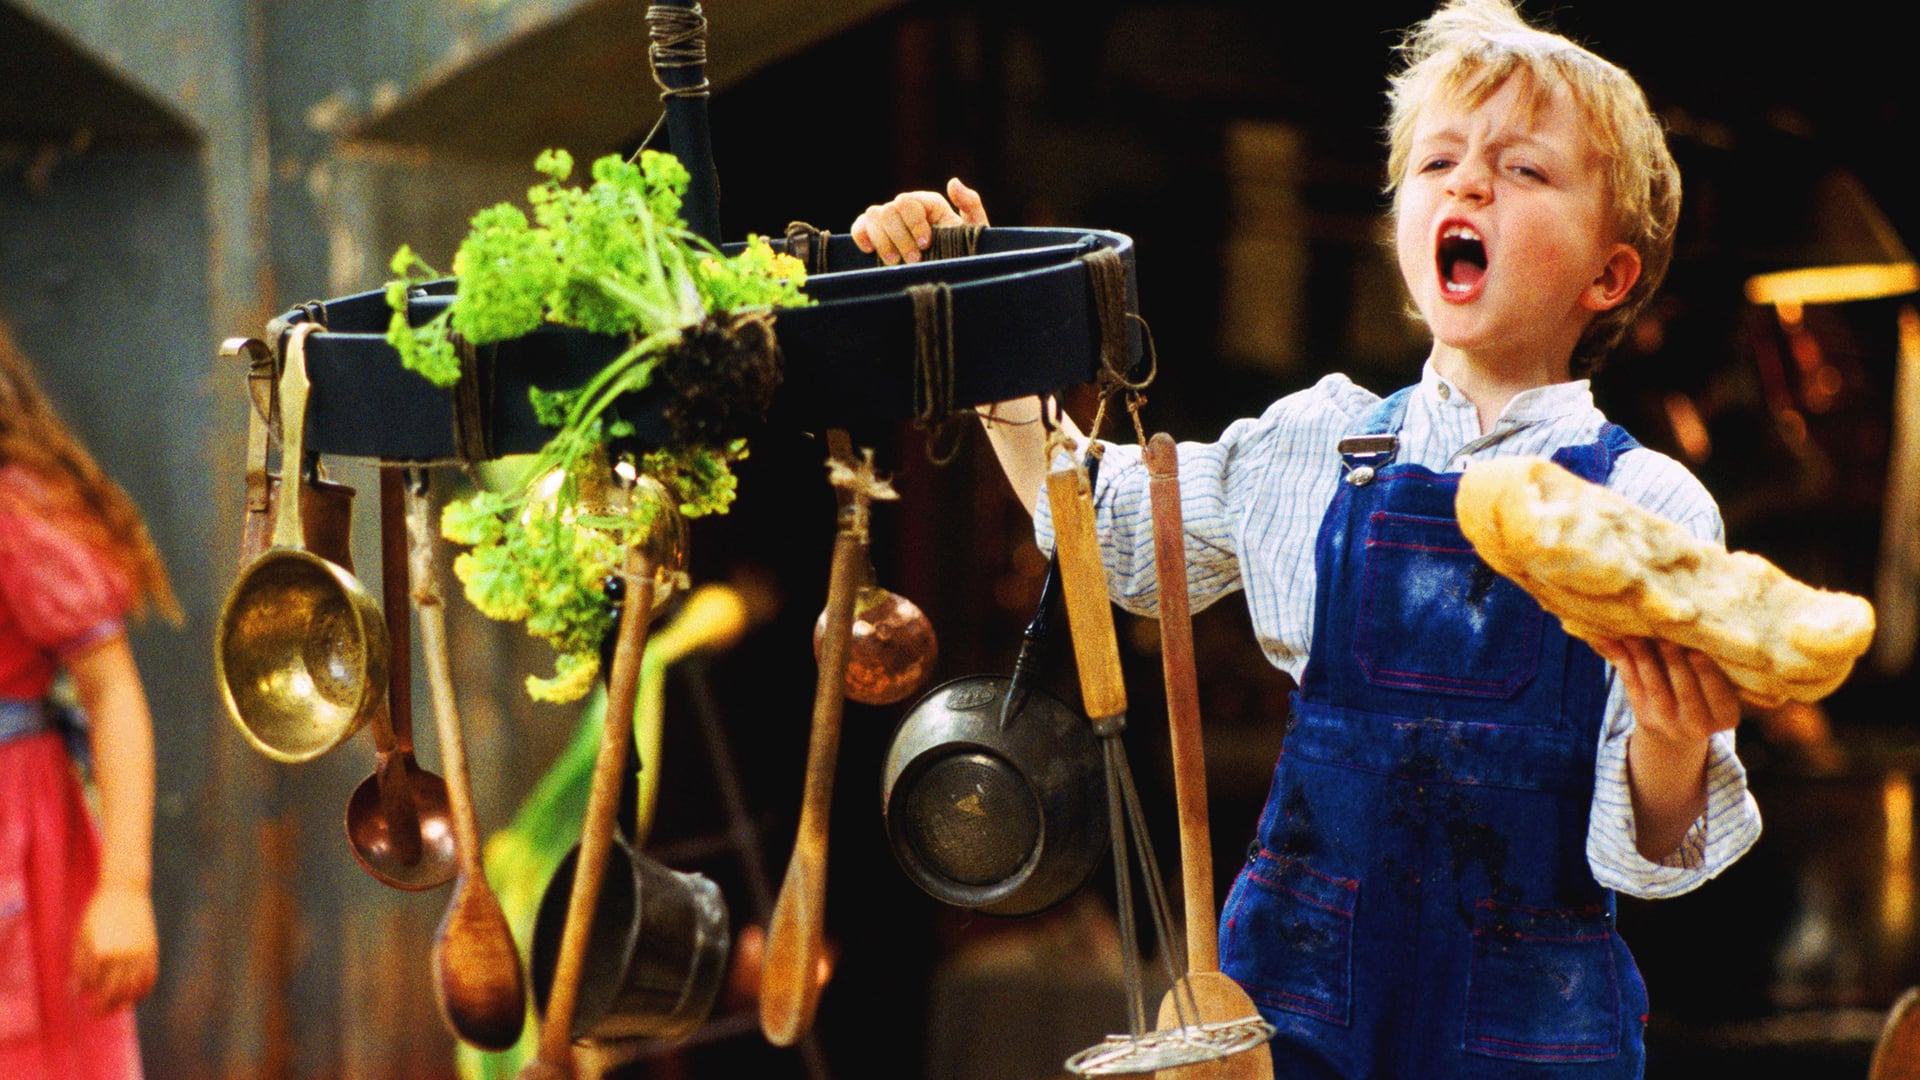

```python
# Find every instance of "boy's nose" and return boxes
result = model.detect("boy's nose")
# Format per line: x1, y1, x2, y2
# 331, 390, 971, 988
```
1447, 159, 1493, 202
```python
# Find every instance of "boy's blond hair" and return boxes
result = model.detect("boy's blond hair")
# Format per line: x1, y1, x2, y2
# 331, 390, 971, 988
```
1384, 0, 1680, 375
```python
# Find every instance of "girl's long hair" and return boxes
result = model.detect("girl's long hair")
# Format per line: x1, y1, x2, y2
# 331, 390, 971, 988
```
0, 319, 180, 623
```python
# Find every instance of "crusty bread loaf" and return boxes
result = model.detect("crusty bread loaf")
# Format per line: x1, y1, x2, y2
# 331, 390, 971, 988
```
1455, 456, 1875, 707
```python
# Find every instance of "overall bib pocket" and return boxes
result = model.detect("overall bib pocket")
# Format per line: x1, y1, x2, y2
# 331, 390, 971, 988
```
1463, 901, 1621, 1063
1355, 511, 1541, 700
1220, 849, 1358, 1026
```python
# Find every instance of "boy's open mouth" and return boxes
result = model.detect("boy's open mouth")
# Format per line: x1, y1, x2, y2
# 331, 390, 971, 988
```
1438, 223, 1487, 295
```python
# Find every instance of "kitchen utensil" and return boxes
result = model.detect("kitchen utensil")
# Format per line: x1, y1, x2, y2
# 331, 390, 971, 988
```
999, 548, 1064, 730
629, 472, 692, 607
1872, 987, 1920, 1080
882, 450, 1109, 915
226, 335, 357, 572
761, 434, 891, 1047
530, 835, 730, 1044
520, 536, 661, 1080
1049, 456, 1269, 1077
217, 323, 389, 763
882, 672, 1107, 915
814, 584, 938, 706
1143, 433, 1273, 1079
411, 474, 527, 1051
526, 582, 746, 1050
345, 469, 457, 890
525, 587, 748, 1042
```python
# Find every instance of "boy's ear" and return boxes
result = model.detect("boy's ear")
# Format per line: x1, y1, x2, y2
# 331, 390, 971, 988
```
1581, 243, 1642, 313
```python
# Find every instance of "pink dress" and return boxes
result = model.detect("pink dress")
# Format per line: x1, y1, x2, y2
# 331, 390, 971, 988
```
0, 466, 145, 1079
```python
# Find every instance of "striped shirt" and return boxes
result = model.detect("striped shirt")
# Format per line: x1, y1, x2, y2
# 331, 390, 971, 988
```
1035, 360, 1761, 899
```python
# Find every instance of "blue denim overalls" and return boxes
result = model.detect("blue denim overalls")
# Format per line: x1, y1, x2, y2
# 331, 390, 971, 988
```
1218, 388, 1648, 1078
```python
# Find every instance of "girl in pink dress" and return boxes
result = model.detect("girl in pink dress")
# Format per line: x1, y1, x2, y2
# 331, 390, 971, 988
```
0, 322, 178, 1079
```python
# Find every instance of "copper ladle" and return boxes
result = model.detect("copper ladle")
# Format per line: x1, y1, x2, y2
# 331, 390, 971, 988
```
812, 582, 938, 706
344, 468, 457, 891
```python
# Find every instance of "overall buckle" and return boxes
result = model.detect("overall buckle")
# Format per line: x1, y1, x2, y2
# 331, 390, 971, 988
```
1336, 434, 1399, 486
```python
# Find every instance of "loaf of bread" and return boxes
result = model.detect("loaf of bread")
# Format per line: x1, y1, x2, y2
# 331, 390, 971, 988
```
1455, 456, 1875, 707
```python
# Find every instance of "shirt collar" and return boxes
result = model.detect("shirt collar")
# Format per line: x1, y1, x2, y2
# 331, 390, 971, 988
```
1419, 358, 1594, 428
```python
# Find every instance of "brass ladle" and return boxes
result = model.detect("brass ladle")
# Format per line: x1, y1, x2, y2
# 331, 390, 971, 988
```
344, 469, 457, 891
216, 323, 388, 763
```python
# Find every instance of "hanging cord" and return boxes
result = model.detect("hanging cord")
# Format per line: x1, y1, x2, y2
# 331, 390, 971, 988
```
1079, 246, 1157, 450
908, 281, 968, 466
647, 3, 711, 100
295, 299, 329, 331
1126, 390, 1151, 452
448, 331, 492, 463
630, 3, 713, 156
784, 220, 832, 276
926, 223, 984, 261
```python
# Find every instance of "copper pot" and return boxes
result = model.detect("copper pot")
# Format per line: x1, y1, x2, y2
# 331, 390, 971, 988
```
812, 586, 938, 706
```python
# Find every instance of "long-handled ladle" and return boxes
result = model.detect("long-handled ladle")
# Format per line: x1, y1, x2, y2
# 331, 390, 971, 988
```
345, 468, 457, 890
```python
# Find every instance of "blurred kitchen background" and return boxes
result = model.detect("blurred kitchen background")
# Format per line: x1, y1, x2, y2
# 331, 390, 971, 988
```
4, 0, 1918, 1076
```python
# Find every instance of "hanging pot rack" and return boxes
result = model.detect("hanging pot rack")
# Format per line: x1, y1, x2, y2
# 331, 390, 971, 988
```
264, 227, 1141, 462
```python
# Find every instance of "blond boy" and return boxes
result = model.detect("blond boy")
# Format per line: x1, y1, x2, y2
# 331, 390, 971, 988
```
855, 0, 1756, 1073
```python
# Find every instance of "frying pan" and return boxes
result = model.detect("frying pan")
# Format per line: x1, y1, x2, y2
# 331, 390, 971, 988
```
882, 464, 1110, 917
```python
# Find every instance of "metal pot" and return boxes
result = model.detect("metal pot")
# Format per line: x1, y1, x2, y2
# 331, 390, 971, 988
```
530, 836, 731, 1044
881, 674, 1108, 916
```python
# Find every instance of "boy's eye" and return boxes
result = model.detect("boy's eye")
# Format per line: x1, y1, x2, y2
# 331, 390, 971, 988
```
1509, 164, 1546, 181
1420, 158, 1454, 173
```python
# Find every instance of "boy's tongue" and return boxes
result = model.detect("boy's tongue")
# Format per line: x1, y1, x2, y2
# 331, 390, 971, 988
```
1447, 259, 1486, 292
1440, 229, 1488, 294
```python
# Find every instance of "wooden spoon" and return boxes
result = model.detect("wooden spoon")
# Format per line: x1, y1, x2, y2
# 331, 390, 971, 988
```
1872, 986, 1920, 1080
410, 474, 527, 1052
1144, 434, 1272, 1080
760, 433, 885, 1046
518, 545, 658, 1080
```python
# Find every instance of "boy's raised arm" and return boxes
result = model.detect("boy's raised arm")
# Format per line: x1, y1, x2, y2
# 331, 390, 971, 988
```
850, 180, 1087, 516
976, 396, 1087, 518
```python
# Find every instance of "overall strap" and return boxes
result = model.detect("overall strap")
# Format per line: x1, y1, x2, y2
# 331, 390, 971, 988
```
1336, 387, 1415, 486
1550, 421, 1641, 485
